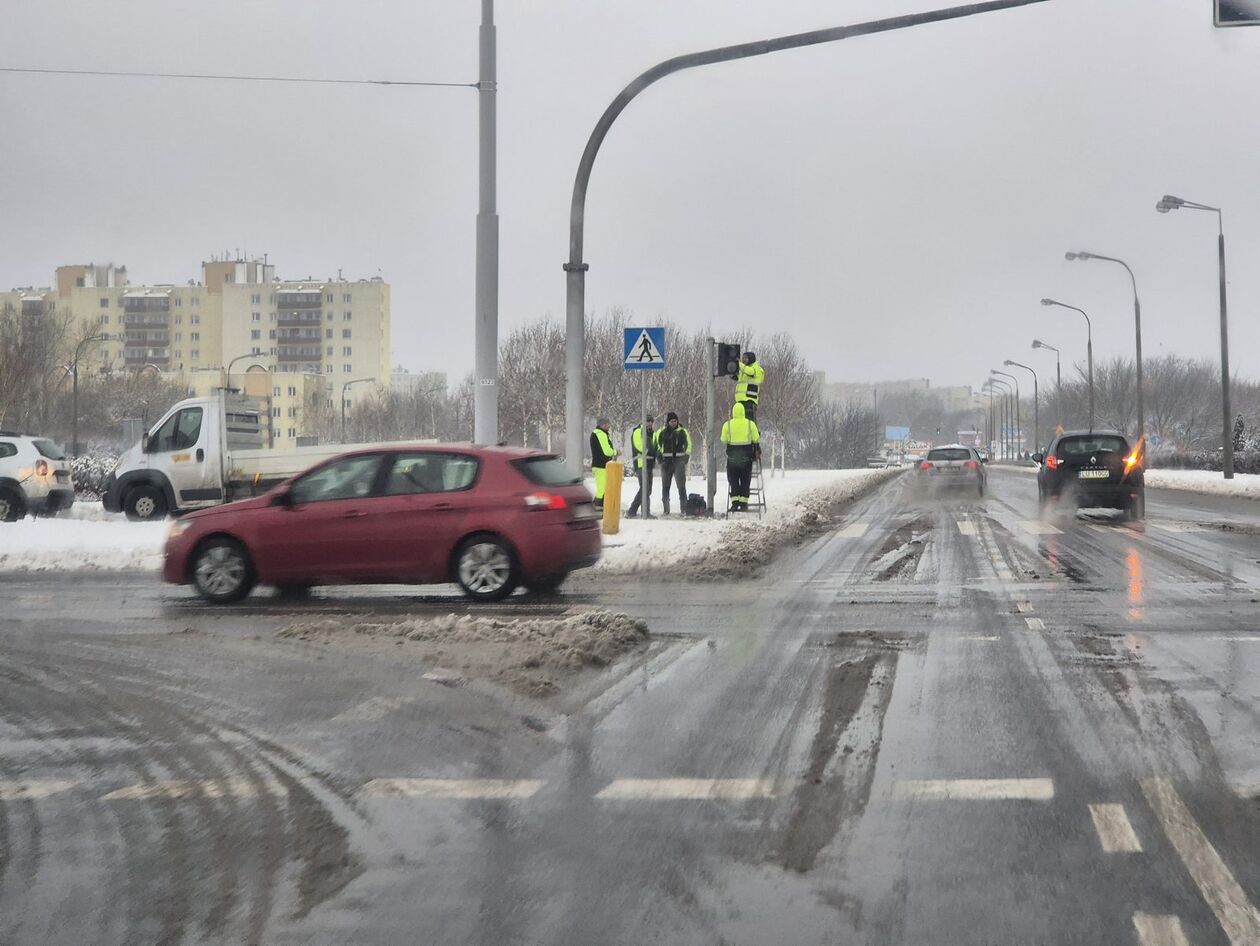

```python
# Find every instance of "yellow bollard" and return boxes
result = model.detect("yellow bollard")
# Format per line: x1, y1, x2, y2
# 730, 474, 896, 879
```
602, 461, 623, 535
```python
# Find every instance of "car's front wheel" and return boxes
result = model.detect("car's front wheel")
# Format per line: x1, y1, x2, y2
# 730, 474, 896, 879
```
191, 537, 256, 604
0, 487, 25, 522
454, 535, 518, 602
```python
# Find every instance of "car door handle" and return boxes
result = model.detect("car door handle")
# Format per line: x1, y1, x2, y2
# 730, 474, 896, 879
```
344, 510, 368, 519
431, 502, 453, 510
196, 448, 205, 462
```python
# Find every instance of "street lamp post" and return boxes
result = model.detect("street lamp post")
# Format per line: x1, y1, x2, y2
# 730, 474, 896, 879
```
986, 382, 995, 457
1041, 299, 1093, 431
988, 377, 1014, 460
341, 377, 376, 442
71, 334, 109, 457
1066, 250, 1144, 445
992, 369, 1021, 457
1005, 359, 1039, 454
1155, 195, 1233, 479
1031, 339, 1060, 431
560, 0, 1052, 476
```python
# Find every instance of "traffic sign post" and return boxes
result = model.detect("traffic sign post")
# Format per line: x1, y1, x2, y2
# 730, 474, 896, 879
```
624, 328, 666, 519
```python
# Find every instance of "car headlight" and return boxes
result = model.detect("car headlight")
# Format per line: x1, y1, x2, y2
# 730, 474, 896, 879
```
167, 519, 194, 540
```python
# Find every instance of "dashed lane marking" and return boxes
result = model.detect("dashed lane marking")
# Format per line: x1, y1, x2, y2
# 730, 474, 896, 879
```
1141, 777, 1260, 945
957, 521, 978, 536
1024, 617, 1046, 631
102, 779, 282, 800
1133, 913, 1191, 946
838, 522, 869, 538
961, 635, 1001, 642
892, 778, 1054, 801
1089, 803, 1143, 853
333, 695, 416, 722
0, 780, 77, 801
1015, 601, 1034, 613
595, 778, 775, 801
1151, 523, 1208, 534
360, 778, 544, 800
1019, 520, 1064, 535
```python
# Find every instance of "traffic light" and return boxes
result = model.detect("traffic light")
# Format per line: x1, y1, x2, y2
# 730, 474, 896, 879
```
935, 426, 942, 437
715, 342, 741, 379
1216, 0, 1260, 26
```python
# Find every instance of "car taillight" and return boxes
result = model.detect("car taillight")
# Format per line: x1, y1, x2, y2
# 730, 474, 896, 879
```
919, 461, 933, 472
524, 492, 567, 511
966, 460, 979, 470
35, 459, 48, 477
1045, 455, 1060, 470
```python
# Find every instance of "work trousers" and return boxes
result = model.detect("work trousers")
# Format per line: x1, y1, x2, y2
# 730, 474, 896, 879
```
627, 462, 655, 516
593, 466, 607, 502
659, 458, 688, 510
727, 459, 752, 504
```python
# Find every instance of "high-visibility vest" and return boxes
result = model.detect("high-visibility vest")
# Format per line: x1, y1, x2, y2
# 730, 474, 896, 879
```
631, 425, 656, 469
721, 405, 760, 456
590, 428, 616, 468
736, 361, 765, 404
655, 425, 692, 458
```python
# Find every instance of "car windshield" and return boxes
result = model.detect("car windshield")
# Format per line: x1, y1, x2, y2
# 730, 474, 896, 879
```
512, 456, 581, 486
927, 448, 971, 461
32, 439, 66, 460
1058, 436, 1128, 457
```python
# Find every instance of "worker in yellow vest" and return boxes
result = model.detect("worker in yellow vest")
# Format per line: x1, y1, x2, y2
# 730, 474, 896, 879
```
590, 417, 618, 510
720, 402, 760, 512
735, 351, 765, 421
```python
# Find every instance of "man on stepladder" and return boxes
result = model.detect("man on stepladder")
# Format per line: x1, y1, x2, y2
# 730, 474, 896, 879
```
590, 417, 618, 511
735, 351, 765, 422
720, 402, 760, 512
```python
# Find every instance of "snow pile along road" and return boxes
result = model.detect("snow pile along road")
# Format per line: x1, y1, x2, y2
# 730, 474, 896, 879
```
595, 467, 901, 579
1145, 469, 1260, 500
0, 516, 167, 573
278, 608, 650, 697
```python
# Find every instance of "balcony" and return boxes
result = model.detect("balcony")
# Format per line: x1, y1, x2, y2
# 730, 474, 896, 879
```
277, 311, 323, 327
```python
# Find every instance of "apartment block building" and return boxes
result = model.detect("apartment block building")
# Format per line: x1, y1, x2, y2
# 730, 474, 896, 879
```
2, 256, 391, 447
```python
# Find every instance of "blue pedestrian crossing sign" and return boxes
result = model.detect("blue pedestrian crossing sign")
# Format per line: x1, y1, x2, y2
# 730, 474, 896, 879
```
624, 327, 666, 370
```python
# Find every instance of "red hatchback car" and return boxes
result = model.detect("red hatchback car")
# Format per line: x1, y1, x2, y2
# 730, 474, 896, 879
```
163, 446, 601, 604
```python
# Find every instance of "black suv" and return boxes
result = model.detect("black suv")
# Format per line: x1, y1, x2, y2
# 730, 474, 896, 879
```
1034, 430, 1144, 520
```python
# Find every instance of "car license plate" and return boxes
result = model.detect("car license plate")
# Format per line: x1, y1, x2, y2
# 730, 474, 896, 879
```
574, 503, 600, 520
1078, 469, 1109, 479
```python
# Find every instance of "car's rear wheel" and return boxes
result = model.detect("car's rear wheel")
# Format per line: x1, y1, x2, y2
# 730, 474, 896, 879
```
124, 484, 168, 522
454, 535, 517, 602
191, 537, 256, 604
1127, 491, 1146, 522
524, 573, 567, 597
0, 487, 25, 522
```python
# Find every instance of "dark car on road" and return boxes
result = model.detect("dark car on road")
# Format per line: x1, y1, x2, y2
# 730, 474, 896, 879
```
1034, 430, 1144, 520
164, 445, 602, 604
914, 445, 987, 497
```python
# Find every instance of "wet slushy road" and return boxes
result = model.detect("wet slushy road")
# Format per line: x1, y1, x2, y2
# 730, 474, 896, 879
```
3, 468, 1260, 944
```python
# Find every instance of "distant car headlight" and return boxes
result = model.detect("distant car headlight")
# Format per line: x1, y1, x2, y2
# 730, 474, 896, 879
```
167, 519, 194, 540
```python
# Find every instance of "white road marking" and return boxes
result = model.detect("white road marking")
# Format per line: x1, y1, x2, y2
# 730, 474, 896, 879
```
892, 778, 1054, 801
1019, 520, 1064, 535
1133, 913, 1191, 946
839, 522, 869, 538
1141, 777, 1260, 945
1088, 524, 1113, 535
1152, 522, 1207, 534
360, 778, 543, 800
333, 695, 415, 722
1025, 617, 1046, 631
1015, 601, 1034, 613
1089, 803, 1143, 853
103, 779, 278, 800
0, 780, 77, 800
957, 521, 978, 536
595, 778, 775, 801
961, 635, 1001, 642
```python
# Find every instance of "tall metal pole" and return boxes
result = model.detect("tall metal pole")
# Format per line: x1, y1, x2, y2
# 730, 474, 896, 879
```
473, 0, 499, 445
1005, 360, 1038, 456
72, 356, 80, 458
987, 384, 994, 456
561, 0, 1051, 476
1218, 217, 1234, 478
993, 370, 1020, 458
639, 372, 651, 517
706, 338, 717, 515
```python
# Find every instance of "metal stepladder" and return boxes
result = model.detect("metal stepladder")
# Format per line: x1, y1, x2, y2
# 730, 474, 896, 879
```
726, 457, 767, 518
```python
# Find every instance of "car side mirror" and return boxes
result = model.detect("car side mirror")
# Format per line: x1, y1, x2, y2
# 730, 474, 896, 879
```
141, 433, 153, 453
271, 487, 294, 507
981, 456, 989, 464
1032, 452, 1044, 464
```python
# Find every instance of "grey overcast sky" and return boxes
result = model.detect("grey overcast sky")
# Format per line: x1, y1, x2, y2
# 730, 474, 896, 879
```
2, 0, 1258, 391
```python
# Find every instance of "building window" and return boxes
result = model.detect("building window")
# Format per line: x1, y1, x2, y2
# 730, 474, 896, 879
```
191, 349, 200, 359
273, 386, 280, 397
287, 386, 296, 397
325, 346, 333, 356
99, 297, 109, 308
252, 312, 261, 322
192, 296, 199, 307
288, 407, 297, 418
270, 347, 276, 356
191, 332, 200, 341
342, 346, 352, 357
272, 407, 280, 418
270, 312, 277, 322
325, 328, 332, 339
269, 293, 275, 304
344, 364, 352, 373
251, 346, 261, 356
251, 293, 261, 304
269, 329, 276, 339
325, 365, 333, 374
326, 293, 334, 303
342, 328, 352, 339
175, 315, 182, 325
288, 428, 296, 439
174, 297, 182, 307
326, 312, 333, 322
175, 332, 182, 341
342, 293, 352, 303
175, 351, 182, 359
251, 329, 261, 340
191, 315, 200, 324
343, 311, 352, 321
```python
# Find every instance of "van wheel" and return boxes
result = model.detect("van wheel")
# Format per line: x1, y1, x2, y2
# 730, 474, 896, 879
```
454, 535, 517, 602
191, 537, 255, 604
0, 487, 25, 522
124, 485, 168, 521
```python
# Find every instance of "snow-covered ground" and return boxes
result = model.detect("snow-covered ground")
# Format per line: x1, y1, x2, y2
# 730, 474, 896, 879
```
594, 467, 901, 577
0, 469, 902, 576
